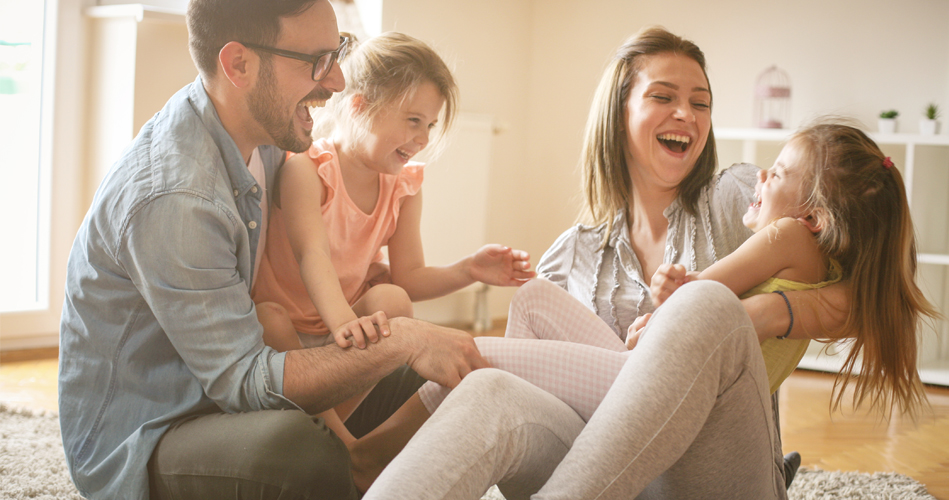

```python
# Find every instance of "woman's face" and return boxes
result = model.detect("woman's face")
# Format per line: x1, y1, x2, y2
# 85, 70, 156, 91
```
624, 53, 711, 195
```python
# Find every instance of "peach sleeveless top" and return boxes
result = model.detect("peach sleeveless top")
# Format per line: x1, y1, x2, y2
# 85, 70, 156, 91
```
252, 138, 423, 335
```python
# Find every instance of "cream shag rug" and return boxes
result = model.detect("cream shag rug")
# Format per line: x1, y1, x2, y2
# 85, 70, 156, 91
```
0, 405, 935, 500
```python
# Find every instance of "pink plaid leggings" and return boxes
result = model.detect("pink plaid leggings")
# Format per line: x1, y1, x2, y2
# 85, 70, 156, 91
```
417, 279, 632, 422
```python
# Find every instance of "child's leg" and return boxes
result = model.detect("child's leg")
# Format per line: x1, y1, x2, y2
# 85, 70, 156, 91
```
255, 301, 305, 351
505, 279, 627, 351
352, 283, 413, 320
419, 336, 629, 423
348, 393, 429, 493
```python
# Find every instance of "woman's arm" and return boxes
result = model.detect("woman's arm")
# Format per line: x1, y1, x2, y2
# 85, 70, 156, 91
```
387, 190, 534, 301
279, 154, 381, 347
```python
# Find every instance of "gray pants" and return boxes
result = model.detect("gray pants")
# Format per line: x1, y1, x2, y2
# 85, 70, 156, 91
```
365, 281, 787, 499
148, 365, 425, 499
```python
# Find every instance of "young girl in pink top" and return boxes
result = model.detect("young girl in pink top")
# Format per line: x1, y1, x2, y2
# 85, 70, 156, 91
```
252, 32, 534, 442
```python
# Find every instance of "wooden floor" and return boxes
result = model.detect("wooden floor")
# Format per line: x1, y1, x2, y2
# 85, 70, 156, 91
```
3, 345, 948, 498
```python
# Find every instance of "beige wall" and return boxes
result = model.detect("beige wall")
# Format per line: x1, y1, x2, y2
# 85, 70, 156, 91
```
383, 0, 949, 319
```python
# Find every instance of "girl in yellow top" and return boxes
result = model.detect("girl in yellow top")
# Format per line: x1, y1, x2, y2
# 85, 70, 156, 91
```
646, 121, 936, 411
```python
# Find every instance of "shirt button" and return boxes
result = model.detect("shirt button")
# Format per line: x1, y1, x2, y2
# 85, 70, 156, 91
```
248, 221, 258, 230
233, 189, 239, 197
251, 185, 259, 194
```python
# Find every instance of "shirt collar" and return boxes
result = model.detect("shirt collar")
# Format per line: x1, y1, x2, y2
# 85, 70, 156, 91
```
188, 76, 259, 198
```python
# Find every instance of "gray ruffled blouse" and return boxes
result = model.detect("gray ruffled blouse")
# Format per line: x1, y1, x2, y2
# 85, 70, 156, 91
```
537, 163, 758, 340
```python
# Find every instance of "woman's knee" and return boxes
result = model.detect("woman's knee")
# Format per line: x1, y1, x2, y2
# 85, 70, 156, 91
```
360, 284, 413, 319
508, 278, 558, 317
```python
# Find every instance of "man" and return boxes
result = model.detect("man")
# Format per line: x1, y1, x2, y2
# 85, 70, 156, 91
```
59, 1, 486, 498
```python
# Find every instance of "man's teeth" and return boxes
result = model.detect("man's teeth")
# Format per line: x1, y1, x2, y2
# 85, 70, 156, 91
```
302, 100, 326, 108
657, 133, 691, 144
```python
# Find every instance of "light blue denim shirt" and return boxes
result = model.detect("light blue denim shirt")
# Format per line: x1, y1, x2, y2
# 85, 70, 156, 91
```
59, 76, 297, 499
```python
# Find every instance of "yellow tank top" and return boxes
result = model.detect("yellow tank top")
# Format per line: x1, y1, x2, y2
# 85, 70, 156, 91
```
741, 259, 843, 394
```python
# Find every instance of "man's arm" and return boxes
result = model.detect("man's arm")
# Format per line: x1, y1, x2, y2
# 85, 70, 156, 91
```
283, 317, 489, 414
742, 281, 851, 343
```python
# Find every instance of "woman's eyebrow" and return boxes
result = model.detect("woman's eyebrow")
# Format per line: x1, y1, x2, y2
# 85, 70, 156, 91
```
653, 81, 710, 94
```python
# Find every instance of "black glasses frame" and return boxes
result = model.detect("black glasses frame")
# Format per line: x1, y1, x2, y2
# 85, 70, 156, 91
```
242, 34, 352, 82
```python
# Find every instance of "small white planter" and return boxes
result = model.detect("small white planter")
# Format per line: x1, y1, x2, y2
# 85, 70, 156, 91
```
878, 118, 898, 134
920, 119, 940, 135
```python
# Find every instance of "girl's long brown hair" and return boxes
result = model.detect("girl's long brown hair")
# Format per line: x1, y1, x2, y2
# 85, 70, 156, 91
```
795, 122, 938, 418
580, 27, 717, 240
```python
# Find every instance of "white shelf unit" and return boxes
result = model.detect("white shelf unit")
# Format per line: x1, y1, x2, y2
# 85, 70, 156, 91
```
717, 127, 949, 387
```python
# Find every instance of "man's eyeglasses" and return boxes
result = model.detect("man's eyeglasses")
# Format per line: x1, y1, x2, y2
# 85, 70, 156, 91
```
242, 33, 353, 82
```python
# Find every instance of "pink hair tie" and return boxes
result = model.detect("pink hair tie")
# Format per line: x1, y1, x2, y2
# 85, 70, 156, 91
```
882, 156, 894, 169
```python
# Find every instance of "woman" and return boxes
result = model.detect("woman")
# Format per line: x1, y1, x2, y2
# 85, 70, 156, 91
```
365, 27, 850, 499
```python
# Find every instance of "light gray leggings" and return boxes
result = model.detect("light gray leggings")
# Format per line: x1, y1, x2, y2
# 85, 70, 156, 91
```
365, 281, 786, 500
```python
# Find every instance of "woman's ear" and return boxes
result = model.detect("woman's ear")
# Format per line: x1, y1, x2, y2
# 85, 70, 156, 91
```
218, 41, 256, 89
798, 208, 827, 234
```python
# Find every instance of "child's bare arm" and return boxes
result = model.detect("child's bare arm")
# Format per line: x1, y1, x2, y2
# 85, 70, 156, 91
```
279, 154, 386, 348
387, 190, 535, 301
697, 218, 816, 296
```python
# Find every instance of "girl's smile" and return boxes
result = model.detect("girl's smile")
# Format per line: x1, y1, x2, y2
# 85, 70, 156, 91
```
743, 140, 811, 232
350, 80, 445, 176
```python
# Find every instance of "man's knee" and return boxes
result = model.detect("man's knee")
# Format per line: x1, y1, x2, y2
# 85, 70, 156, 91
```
258, 410, 357, 498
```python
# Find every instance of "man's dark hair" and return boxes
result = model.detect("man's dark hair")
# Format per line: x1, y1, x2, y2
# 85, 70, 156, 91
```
187, 0, 318, 79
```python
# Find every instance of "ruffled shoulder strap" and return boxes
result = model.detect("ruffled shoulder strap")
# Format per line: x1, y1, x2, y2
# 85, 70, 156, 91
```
394, 163, 424, 199
310, 138, 341, 205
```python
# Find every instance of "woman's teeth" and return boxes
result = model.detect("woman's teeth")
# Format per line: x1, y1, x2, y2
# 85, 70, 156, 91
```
658, 133, 691, 153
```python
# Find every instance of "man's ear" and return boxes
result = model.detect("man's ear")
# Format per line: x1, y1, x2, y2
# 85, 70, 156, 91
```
798, 208, 827, 234
218, 41, 256, 89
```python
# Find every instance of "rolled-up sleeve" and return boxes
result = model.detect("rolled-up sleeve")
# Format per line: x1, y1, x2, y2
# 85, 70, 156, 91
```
119, 191, 296, 412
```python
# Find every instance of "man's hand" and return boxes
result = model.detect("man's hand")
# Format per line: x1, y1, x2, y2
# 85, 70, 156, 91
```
650, 264, 697, 307
396, 318, 491, 388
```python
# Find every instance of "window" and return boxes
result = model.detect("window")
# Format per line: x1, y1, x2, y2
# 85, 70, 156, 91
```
0, 0, 52, 312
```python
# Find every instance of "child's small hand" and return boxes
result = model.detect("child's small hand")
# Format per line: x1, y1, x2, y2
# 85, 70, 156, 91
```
469, 244, 537, 287
332, 311, 390, 349
626, 313, 652, 350
649, 264, 696, 307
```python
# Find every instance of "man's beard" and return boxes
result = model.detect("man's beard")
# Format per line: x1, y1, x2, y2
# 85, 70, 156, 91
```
247, 60, 311, 153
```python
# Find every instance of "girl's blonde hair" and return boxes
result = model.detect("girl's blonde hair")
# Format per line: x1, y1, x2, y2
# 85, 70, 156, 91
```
581, 27, 717, 238
315, 31, 458, 155
793, 122, 938, 418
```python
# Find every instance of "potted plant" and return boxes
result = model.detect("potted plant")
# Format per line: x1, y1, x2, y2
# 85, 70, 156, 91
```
920, 103, 940, 135
878, 110, 899, 134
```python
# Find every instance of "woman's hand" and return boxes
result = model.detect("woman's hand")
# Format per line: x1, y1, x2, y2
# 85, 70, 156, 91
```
650, 264, 697, 307
332, 311, 390, 349
625, 313, 652, 350
468, 244, 536, 286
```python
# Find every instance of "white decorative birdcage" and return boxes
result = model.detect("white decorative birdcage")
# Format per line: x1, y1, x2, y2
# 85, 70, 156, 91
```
754, 66, 791, 129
